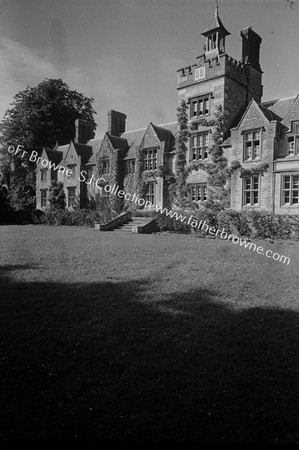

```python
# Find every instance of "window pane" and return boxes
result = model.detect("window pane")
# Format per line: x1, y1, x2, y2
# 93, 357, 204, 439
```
253, 131, 259, 140
293, 176, 299, 188
284, 176, 290, 189
244, 192, 251, 204
197, 186, 201, 201
253, 177, 259, 190
246, 143, 252, 158
283, 192, 290, 204
191, 187, 195, 201
254, 144, 260, 158
244, 178, 251, 190
253, 191, 259, 204
246, 133, 252, 141
292, 190, 299, 204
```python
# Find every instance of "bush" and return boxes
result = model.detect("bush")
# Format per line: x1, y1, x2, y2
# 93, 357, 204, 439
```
30, 209, 45, 224
246, 210, 292, 240
38, 208, 117, 227
217, 209, 251, 237
154, 211, 191, 234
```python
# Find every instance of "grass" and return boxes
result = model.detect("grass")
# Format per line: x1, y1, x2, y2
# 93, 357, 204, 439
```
0, 225, 298, 443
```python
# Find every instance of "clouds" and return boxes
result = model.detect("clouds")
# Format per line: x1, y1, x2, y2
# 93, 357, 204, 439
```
0, 34, 132, 136
0, 35, 83, 120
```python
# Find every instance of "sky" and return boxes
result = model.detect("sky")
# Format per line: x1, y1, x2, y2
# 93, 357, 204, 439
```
0, 0, 298, 138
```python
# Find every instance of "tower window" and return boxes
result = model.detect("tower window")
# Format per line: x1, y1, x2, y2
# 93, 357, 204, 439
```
190, 132, 209, 160
190, 95, 210, 118
194, 66, 205, 81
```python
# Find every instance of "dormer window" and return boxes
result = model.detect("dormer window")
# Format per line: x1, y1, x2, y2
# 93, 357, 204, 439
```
144, 148, 157, 171
244, 130, 261, 161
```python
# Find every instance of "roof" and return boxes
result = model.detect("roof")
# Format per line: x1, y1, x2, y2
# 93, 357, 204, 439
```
107, 134, 127, 151
73, 142, 93, 164
258, 103, 282, 122
55, 144, 70, 159
122, 121, 178, 160
262, 96, 297, 120
44, 148, 63, 164
87, 138, 103, 154
85, 153, 97, 166
121, 128, 146, 159
202, 4, 230, 37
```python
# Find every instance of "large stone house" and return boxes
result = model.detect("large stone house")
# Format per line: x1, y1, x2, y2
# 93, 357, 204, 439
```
36, 4, 299, 216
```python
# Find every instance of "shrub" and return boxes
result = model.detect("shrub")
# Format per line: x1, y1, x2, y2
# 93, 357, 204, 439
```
217, 209, 251, 237
30, 209, 45, 224
190, 208, 218, 236
48, 182, 66, 210
246, 210, 292, 240
154, 211, 191, 234
38, 208, 117, 227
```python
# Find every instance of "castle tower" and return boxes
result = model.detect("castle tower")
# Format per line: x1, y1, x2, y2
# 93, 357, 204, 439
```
177, 2, 263, 135
176, 2, 263, 203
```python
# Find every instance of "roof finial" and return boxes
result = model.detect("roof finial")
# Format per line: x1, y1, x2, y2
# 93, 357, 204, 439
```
215, 0, 219, 17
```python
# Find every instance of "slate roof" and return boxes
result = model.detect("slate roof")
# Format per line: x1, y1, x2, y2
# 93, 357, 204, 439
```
258, 103, 282, 122
107, 134, 128, 151
44, 148, 63, 164
55, 144, 70, 159
262, 96, 297, 120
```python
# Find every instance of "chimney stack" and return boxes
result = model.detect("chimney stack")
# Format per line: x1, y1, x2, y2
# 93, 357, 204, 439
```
74, 119, 95, 144
107, 110, 127, 137
241, 27, 262, 71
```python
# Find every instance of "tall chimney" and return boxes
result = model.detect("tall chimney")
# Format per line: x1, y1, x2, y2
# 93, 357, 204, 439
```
241, 27, 262, 71
107, 110, 127, 136
74, 119, 95, 144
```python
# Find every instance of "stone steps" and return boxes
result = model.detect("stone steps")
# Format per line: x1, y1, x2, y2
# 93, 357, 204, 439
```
116, 216, 151, 232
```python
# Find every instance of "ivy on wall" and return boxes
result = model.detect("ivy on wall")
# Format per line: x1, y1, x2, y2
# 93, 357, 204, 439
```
96, 139, 123, 213
171, 100, 189, 207
227, 160, 270, 177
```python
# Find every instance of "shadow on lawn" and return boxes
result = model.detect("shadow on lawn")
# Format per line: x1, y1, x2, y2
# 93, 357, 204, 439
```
0, 264, 298, 443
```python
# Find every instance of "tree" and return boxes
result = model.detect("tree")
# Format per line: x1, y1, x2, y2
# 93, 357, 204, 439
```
0, 78, 96, 210
48, 182, 66, 210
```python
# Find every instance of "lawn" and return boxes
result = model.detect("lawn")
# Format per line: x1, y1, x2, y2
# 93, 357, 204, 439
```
0, 225, 298, 443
